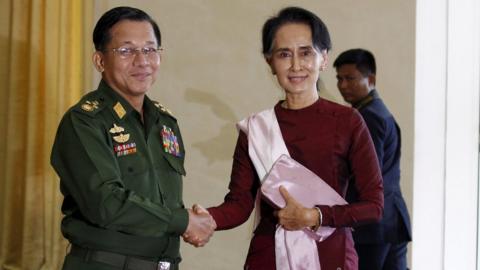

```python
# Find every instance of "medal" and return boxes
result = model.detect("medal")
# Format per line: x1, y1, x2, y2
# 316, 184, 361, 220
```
109, 123, 125, 134
114, 142, 137, 157
161, 125, 181, 157
109, 123, 132, 147
113, 133, 130, 143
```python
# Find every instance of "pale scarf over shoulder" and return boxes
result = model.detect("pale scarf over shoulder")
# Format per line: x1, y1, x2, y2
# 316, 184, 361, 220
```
237, 108, 346, 270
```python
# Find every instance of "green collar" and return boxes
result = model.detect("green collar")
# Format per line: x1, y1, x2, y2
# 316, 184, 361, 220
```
97, 80, 158, 122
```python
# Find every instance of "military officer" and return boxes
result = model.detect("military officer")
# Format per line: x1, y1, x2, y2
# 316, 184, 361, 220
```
51, 6, 215, 270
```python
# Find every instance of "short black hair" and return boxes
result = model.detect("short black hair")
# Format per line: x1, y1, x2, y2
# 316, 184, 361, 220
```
333, 48, 376, 76
262, 6, 331, 57
93, 6, 161, 51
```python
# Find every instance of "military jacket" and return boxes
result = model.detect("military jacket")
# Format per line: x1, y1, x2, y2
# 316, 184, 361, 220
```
51, 80, 188, 260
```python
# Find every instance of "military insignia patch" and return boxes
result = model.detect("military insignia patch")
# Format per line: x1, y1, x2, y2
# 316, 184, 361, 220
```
161, 125, 181, 157
154, 102, 174, 117
109, 123, 131, 144
113, 102, 126, 119
109, 123, 125, 134
81, 100, 100, 112
114, 142, 137, 157
113, 133, 130, 143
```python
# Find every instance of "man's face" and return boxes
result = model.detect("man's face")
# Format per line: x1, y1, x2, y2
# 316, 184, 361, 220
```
94, 20, 160, 100
336, 64, 373, 105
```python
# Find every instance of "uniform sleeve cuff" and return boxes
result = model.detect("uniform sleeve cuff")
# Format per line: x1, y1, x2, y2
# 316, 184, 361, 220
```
167, 208, 189, 235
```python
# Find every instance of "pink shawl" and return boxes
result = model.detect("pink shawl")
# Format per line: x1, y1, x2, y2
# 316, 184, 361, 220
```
237, 108, 347, 270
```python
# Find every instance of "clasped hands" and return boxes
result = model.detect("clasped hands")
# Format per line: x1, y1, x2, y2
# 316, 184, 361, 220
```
183, 204, 216, 247
183, 185, 319, 247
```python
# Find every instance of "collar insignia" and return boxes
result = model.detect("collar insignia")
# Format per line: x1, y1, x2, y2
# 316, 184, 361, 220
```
113, 102, 126, 119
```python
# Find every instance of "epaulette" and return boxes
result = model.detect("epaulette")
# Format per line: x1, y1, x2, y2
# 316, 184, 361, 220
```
153, 101, 176, 119
73, 96, 105, 117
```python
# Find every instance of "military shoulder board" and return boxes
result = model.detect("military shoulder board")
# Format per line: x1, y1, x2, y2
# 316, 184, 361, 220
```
76, 99, 104, 116
153, 101, 174, 118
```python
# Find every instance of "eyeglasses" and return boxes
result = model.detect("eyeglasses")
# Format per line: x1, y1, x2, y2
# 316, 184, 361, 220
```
104, 47, 163, 60
271, 46, 319, 66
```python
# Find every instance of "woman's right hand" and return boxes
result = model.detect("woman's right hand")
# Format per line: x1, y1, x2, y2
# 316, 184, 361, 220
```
276, 186, 320, 230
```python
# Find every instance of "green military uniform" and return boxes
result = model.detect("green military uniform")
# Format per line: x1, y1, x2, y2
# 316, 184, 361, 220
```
51, 80, 188, 270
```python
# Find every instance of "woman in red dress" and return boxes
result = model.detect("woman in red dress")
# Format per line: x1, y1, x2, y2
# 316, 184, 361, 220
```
188, 6, 383, 270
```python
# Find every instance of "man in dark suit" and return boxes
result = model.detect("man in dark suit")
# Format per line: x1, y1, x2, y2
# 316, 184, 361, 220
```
334, 49, 412, 270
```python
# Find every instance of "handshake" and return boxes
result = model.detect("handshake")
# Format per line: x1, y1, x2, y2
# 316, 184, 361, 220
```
183, 204, 216, 247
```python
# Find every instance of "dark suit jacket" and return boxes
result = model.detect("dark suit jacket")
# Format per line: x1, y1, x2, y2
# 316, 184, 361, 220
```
347, 90, 412, 244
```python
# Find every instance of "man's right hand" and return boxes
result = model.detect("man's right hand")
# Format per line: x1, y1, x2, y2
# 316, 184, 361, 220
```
183, 205, 216, 247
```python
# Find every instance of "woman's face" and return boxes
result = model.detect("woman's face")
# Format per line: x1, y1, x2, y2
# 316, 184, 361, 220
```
267, 23, 327, 96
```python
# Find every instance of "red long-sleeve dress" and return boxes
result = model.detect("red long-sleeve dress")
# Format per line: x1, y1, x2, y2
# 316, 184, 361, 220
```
208, 99, 383, 270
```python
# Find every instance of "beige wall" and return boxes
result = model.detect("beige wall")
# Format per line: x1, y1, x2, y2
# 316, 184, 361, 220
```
93, 1, 415, 269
